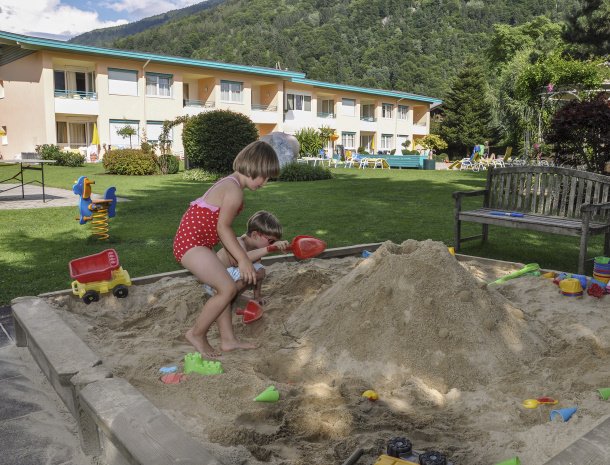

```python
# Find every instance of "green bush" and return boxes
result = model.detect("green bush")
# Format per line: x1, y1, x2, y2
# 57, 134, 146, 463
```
35, 144, 85, 167
278, 162, 333, 182
182, 169, 221, 182
182, 110, 258, 173
103, 149, 158, 175
158, 154, 180, 174
294, 127, 323, 156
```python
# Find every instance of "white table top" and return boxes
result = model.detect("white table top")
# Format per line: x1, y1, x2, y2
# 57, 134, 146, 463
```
0, 159, 57, 164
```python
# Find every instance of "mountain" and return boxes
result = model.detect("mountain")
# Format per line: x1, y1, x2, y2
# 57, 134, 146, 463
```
69, 0, 225, 47
69, 0, 579, 99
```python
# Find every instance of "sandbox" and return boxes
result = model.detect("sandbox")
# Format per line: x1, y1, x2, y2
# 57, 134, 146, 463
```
38, 240, 610, 464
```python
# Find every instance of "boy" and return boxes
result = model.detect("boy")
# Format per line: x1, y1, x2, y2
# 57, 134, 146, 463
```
204, 210, 289, 305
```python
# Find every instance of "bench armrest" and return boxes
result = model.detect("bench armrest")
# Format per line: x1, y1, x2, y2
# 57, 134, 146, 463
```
452, 189, 487, 200
580, 202, 610, 213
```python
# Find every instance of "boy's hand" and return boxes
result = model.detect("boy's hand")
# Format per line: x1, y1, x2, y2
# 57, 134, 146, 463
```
270, 240, 290, 252
238, 259, 256, 285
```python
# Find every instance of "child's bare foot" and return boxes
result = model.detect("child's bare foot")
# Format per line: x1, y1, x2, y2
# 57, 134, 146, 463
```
221, 339, 257, 352
185, 329, 221, 358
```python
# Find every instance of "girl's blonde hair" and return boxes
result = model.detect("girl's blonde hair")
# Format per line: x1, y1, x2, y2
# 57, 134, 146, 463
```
233, 141, 280, 179
247, 210, 283, 238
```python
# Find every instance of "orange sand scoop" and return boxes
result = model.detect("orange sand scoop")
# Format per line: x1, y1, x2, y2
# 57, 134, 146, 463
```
268, 235, 326, 259
522, 396, 558, 409
236, 300, 263, 324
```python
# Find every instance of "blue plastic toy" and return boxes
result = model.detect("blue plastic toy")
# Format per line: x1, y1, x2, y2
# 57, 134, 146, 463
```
73, 176, 117, 240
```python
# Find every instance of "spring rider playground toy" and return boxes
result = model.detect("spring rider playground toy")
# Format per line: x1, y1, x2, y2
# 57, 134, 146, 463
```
73, 175, 117, 240
69, 248, 131, 304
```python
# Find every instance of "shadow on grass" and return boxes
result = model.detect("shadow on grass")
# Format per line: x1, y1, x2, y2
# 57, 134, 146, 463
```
1, 169, 603, 304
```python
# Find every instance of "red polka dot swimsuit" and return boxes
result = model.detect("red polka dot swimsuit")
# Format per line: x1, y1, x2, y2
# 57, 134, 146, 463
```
173, 176, 243, 262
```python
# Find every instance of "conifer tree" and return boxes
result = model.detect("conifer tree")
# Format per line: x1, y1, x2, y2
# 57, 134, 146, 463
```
439, 59, 494, 158
563, 0, 610, 58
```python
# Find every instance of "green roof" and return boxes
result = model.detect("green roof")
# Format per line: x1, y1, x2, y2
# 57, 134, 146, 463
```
0, 30, 305, 79
291, 78, 442, 104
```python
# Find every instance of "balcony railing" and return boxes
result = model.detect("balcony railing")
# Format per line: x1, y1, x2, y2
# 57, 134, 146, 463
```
252, 104, 278, 112
183, 99, 215, 108
360, 116, 376, 122
317, 112, 335, 118
54, 89, 97, 100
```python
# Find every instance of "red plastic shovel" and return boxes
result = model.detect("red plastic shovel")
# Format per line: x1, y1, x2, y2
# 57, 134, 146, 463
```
268, 235, 326, 259
236, 300, 263, 324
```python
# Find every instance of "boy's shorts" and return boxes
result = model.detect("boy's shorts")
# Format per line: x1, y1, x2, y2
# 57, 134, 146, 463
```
203, 263, 265, 296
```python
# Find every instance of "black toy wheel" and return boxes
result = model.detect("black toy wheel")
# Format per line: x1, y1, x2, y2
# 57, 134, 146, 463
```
387, 437, 413, 458
113, 285, 129, 298
82, 290, 100, 305
419, 451, 447, 465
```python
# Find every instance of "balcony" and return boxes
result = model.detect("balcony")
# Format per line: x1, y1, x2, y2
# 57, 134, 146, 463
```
412, 121, 428, 135
54, 90, 99, 115
360, 115, 377, 131
251, 104, 279, 124
183, 100, 215, 116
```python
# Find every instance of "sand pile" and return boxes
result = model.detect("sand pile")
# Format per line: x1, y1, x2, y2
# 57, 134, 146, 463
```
45, 241, 610, 465
287, 240, 544, 391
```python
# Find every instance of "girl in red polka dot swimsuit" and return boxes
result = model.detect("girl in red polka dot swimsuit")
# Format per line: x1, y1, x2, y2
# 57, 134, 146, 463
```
174, 141, 280, 357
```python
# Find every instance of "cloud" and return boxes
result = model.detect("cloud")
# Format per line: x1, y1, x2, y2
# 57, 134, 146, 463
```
101, 0, 202, 17
0, 0, 129, 39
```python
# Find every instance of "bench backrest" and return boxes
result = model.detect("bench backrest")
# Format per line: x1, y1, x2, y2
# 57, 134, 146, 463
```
486, 166, 610, 221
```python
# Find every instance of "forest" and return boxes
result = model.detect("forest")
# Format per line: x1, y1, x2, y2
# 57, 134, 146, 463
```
71, 0, 610, 163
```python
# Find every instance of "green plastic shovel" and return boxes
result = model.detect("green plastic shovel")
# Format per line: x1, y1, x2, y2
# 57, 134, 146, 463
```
488, 263, 540, 286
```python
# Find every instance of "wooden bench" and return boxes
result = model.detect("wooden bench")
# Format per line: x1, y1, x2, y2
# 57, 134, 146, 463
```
453, 166, 610, 273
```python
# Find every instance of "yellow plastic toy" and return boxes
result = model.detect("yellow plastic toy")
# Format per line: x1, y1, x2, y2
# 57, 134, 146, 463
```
69, 249, 131, 304
362, 389, 379, 401
373, 455, 418, 465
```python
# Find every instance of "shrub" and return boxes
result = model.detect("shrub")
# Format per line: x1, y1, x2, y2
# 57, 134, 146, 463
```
278, 162, 333, 182
103, 149, 158, 175
182, 169, 221, 182
294, 127, 323, 156
35, 144, 85, 167
545, 92, 610, 173
158, 154, 179, 174
182, 110, 258, 173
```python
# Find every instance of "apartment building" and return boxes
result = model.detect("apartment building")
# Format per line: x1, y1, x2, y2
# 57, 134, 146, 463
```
0, 30, 441, 160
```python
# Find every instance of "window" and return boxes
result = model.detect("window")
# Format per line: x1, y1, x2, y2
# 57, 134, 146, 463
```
220, 80, 243, 103
398, 105, 409, 120
110, 119, 140, 148
146, 73, 172, 97
360, 134, 374, 151
146, 121, 172, 143
108, 68, 138, 96
361, 104, 375, 120
0, 126, 7, 145
381, 134, 393, 149
342, 98, 356, 117
56, 121, 94, 148
286, 93, 311, 111
341, 132, 356, 149
320, 99, 334, 115
382, 103, 393, 119
54, 69, 96, 98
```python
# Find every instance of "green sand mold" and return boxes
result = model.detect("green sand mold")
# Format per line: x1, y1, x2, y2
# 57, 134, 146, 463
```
183, 353, 223, 375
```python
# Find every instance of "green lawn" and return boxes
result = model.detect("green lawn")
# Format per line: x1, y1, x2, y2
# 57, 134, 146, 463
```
0, 164, 605, 305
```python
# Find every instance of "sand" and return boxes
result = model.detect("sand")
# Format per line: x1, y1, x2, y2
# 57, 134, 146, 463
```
46, 240, 610, 465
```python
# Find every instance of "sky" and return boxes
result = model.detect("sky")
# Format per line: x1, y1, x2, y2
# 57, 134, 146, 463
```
0, 0, 205, 40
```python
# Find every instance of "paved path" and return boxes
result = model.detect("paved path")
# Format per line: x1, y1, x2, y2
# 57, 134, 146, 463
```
0, 306, 96, 465
0, 183, 128, 210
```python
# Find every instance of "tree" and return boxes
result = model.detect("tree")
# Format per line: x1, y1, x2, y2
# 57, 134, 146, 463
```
294, 127, 323, 157
182, 110, 258, 173
419, 134, 448, 152
544, 92, 610, 173
116, 125, 137, 148
439, 59, 493, 158
563, 0, 610, 58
